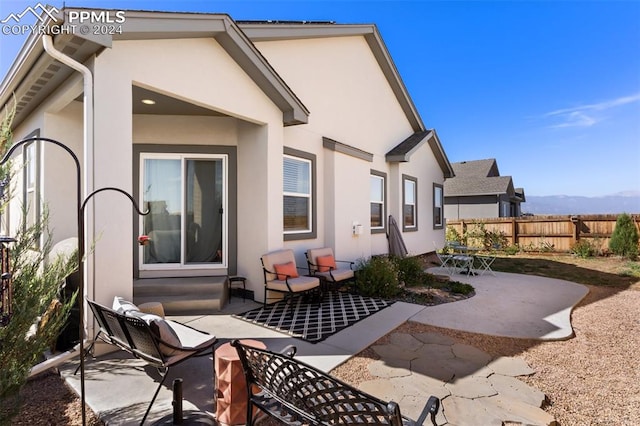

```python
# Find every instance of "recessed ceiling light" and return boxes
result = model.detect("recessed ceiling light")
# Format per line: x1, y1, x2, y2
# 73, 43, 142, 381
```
141, 99, 156, 105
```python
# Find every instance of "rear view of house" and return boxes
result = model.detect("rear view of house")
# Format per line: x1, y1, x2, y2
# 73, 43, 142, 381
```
0, 8, 453, 313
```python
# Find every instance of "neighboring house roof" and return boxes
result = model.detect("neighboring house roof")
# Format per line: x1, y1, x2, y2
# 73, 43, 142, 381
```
385, 129, 454, 178
445, 175, 514, 197
0, 9, 310, 127
445, 158, 522, 199
451, 158, 500, 178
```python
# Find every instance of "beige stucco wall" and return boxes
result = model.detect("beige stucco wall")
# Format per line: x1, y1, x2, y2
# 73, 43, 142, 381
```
257, 35, 440, 263
86, 37, 285, 304
6, 75, 84, 246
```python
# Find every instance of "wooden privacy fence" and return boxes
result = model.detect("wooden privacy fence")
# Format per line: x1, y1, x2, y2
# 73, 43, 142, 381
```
446, 214, 640, 253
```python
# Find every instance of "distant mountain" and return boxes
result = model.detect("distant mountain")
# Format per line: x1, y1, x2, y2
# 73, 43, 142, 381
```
523, 192, 640, 215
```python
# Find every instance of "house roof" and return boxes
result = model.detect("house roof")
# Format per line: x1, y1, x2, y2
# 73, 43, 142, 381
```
385, 129, 454, 178
445, 158, 523, 199
451, 158, 500, 178
445, 175, 514, 197
0, 8, 310, 127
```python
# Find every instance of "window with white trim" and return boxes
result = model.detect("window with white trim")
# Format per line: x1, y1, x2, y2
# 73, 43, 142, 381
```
433, 183, 444, 229
370, 171, 386, 232
139, 153, 227, 269
283, 153, 313, 236
23, 141, 40, 233
403, 175, 417, 231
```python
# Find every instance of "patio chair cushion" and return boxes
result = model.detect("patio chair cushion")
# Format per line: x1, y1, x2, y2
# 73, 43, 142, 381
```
274, 261, 299, 280
267, 275, 319, 293
128, 311, 182, 356
315, 268, 355, 283
112, 296, 139, 314
317, 254, 336, 272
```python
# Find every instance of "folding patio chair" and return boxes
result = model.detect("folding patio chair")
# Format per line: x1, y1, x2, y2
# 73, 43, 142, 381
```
474, 254, 497, 276
433, 242, 455, 275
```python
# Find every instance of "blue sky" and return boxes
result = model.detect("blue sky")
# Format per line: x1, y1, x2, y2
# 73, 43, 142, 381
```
1, 0, 639, 197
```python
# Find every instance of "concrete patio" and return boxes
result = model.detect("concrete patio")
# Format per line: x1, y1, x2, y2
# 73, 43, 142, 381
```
60, 270, 588, 425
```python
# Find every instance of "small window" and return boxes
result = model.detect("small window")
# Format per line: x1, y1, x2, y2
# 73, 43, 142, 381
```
370, 171, 386, 233
402, 175, 417, 231
23, 140, 40, 234
283, 148, 316, 240
433, 183, 444, 229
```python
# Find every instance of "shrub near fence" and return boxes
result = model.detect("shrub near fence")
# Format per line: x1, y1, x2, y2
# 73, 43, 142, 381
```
446, 214, 640, 254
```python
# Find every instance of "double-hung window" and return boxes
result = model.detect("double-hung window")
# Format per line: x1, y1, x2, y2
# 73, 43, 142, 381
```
433, 183, 444, 229
140, 153, 227, 269
370, 171, 386, 233
283, 148, 315, 240
403, 175, 418, 231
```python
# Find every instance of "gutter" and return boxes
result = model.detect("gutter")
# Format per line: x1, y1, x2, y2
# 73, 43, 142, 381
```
41, 34, 95, 334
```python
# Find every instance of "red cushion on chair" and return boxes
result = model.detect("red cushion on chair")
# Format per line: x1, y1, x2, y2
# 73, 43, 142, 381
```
317, 255, 337, 272
274, 262, 299, 280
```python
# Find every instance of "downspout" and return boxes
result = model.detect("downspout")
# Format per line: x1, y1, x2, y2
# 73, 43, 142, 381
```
41, 34, 94, 332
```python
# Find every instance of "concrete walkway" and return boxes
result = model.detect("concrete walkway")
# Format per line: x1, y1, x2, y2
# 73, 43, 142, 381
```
417, 268, 589, 340
60, 271, 588, 425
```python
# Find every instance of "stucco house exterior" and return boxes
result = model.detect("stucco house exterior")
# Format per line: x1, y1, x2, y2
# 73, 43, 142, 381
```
444, 158, 525, 220
0, 8, 454, 315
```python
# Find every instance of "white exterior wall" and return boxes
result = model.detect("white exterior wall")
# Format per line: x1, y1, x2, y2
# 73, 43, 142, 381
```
7, 77, 84, 246
256, 36, 430, 262
396, 145, 444, 255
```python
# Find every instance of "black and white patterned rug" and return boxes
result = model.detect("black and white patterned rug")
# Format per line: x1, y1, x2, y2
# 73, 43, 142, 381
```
233, 292, 394, 343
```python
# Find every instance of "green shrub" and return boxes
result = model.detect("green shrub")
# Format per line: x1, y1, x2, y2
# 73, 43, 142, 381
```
571, 240, 596, 258
609, 213, 639, 259
392, 255, 425, 288
447, 281, 475, 295
355, 256, 401, 298
445, 226, 462, 245
503, 244, 520, 255
0, 212, 78, 422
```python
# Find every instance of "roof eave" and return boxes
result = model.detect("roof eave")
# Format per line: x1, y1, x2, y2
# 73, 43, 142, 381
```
1, 9, 310, 127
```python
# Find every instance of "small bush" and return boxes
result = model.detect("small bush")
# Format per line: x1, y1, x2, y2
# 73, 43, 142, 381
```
447, 282, 475, 295
355, 256, 401, 298
571, 240, 596, 258
609, 213, 639, 259
503, 244, 520, 255
445, 226, 462, 245
392, 255, 425, 288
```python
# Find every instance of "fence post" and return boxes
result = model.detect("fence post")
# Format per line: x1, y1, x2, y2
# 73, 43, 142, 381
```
570, 216, 580, 246
511, 218, 517, 246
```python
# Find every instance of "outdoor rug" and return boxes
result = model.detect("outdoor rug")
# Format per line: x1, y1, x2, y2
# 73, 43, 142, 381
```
233, 292, 394, 343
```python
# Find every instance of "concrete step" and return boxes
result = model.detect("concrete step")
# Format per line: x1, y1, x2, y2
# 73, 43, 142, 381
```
133, 276, 228, 315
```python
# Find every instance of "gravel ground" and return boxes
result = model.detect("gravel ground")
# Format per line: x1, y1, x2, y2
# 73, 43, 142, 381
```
331, 284, 640, 426
9, 280, 639, 425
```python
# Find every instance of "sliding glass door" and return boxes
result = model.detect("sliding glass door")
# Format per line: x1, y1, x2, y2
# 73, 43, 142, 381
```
140, 153, 227, 269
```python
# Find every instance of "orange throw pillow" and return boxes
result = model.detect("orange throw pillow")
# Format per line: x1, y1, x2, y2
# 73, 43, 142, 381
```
274, 262, 298, 280
317, 255, 337, 272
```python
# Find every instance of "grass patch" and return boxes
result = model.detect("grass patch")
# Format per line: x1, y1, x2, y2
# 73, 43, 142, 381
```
491, 254, 639, 288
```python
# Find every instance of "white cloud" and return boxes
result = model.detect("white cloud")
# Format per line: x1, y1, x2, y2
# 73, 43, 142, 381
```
542, 92, 640, 128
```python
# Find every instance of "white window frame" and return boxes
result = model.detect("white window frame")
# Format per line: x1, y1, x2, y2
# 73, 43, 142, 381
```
370, 171, 386, 232
23, 140, 41, 247
139, 152, 228, 271
433, 183, 444, 229
283, 153, 313, 236
403, 175, 418, 231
